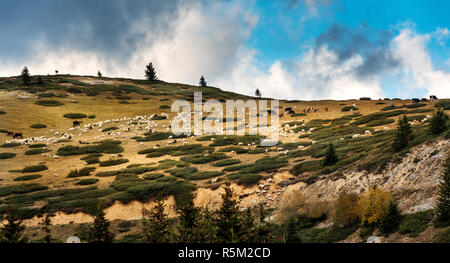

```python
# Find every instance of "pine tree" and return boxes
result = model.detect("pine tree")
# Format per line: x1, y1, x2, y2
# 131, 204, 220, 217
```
430, 109, 448, 135
37, 76, 44, 85
393, 115, 413, 152
0, 207, 27, 243
87, 204, 114, 243
323, 143, 338, 166
239, 208, 256, 243
435, 153, 450, 227
255, 89, 262, 99
97, 70, 102, 78
216, 183, 242, 243
39, 213, 52, 243
286, 217, 301, 243
145, 62, 158, 81
197, 208, 217, 243
176, 200, 201, 242
199, 75, 207, 87
380, 200, 402, 235
142, 200, 171, 242
21, 66, 31, 86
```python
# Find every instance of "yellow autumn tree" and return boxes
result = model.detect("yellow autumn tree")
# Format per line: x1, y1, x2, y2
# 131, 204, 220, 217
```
358, 186, 391, 225
334, 191, 360, 226
275, 190, 306, 224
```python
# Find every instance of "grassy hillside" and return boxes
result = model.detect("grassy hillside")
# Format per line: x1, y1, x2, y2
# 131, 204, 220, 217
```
0, 74, 449, 224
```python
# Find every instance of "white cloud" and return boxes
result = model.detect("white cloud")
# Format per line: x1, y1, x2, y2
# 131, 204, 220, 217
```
215, 45, 383, 100
392, 28, 450, 97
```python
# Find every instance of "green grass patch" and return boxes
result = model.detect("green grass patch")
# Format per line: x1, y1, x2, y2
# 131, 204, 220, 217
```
398, 210, 433, 237
35, 100, 64, 106
0, 183, 48, 197
76, 179, 99, 185
57, 140, 124, 156
99, 158, 129, 167
102, 127, 119, 132
213, 159, 241, 167
28, 144, 47, 148
0, 153, 16, 159
22, 165, 48, 173
180, 153, 229, 164
30, 123, 47, 129
24, 148, 51, 155
14, 174, 42, 181
136, 132, 186, 142
1, 143, 22, 148
63, 113, 87, 119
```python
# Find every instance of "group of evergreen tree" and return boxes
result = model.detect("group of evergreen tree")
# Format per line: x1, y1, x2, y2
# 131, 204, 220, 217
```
140, 183, 275, 243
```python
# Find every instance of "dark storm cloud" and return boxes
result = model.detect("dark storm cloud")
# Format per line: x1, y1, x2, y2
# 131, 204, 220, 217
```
0, 0, 179, 62
314, 24, 400, 78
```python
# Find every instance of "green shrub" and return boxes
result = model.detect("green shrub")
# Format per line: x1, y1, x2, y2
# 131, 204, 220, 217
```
57, 140, 124, 156
22, 165, 48, 173
366, 119, 395, 127
138, 144, 210, 158
63, 113, 87, 119
159, 105, 170, 109
99, 158, 129, 167
76, 179, 99, 185
0, 183, 48, 197
67, 167, 94, 178
102, 127, 119, 132
14, 174, 42, 181
435, 100, 450, 110
136, 132, 186, 142
433, 227, 450, 243
30, 123, 47, 129
151, 115, 167, 120
1, 143, 22, 148
0, 153, 16, 159
25, 148, 51, 155
143, 173, 164, 180
213, 159, 241, 167
0, 110, 6, 114
197, 135, 263, 147
80, 153, 103, 160
168, 167, 199, 179
35, 100, 64, 106
180, 153, 229, 164
341, 106, 358, 112
88, 115, 96, 119
406, 103, 426, 108
28, 144, 46, 148
189, 171, 223, 181
398, 210, 433, 237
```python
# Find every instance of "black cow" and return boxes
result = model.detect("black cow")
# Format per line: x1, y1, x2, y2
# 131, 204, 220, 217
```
73, 121, 80, 127
13, 133, 23, 139
6, 131, 14, 137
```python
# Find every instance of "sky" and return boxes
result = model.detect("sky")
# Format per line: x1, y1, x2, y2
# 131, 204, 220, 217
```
0, 0, 449, 100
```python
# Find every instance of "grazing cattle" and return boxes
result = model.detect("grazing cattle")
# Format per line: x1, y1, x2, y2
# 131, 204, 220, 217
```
412, 98, 420, 103
13, 133, 23, 139
430, 95, 438, 101
284, 107, 295, 115
7, 131, 14, 137
73, 121, 80, 127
